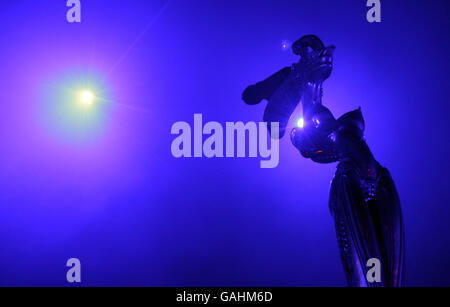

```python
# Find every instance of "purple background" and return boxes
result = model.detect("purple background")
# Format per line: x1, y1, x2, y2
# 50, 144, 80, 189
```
0, 0, 449, 286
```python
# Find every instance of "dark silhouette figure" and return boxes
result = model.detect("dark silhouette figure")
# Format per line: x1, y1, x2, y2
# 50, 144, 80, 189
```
243, 35, 405, 287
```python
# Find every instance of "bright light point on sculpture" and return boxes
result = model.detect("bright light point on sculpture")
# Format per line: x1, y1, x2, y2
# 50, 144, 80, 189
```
80, 90, 95, 106
297, 117, 305, 128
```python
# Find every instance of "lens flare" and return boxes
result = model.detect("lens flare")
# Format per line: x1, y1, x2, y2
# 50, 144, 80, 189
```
297, 117, 305, 128
80, 90, 95, 106
38, 69, 114, 145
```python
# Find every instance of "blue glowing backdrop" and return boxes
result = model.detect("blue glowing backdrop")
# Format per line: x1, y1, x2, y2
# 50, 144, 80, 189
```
0, 0, 449, 286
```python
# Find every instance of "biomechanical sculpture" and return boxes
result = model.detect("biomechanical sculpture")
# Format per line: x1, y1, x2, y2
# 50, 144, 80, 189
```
242, 35, 405, 287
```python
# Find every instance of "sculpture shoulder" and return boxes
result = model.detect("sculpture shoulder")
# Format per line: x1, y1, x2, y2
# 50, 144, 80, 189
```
336, 108, 365, 139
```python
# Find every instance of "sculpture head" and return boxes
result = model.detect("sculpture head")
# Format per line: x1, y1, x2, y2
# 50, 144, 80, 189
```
292, 35, 335, 84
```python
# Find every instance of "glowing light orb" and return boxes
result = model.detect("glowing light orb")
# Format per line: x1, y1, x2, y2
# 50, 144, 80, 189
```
80, 90, 95, 105
297, 117, 305, 129
38, 69, 114, 145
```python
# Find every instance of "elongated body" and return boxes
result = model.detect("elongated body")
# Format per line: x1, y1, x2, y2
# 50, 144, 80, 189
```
243, 35, 405, 286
